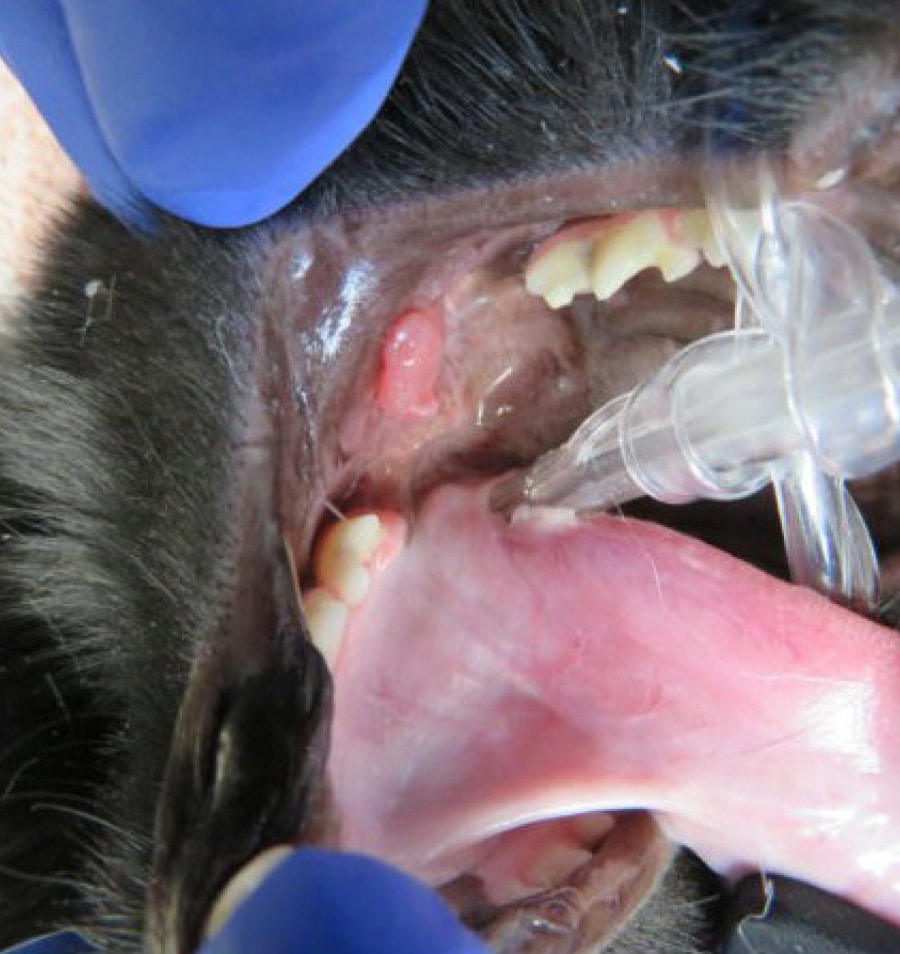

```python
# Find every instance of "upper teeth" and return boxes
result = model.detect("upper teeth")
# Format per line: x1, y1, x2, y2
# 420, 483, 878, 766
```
525, 208, 729, 309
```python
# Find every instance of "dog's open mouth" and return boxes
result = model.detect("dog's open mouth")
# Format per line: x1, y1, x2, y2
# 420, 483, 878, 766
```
199, 180, 900, 952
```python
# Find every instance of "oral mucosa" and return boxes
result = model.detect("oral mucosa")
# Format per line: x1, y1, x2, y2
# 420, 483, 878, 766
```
212, 201, 900, 948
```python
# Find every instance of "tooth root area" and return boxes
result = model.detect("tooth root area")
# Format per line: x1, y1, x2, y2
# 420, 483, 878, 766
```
313, 513, 384, 605
526, 208, 733, 310
303, 587, 349, 668
205, 846, 294, 938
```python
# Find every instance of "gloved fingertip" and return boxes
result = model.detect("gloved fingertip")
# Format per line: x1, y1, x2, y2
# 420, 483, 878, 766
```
203, 848, 488, 954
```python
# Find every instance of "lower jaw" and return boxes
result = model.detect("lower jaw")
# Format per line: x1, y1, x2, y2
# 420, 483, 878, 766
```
316, 479, 900, 939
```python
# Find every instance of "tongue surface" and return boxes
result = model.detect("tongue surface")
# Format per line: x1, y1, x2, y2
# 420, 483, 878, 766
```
328, 484, 900, 924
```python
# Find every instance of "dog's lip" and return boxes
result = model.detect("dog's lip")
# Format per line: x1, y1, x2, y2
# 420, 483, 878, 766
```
331, 160, 705, 237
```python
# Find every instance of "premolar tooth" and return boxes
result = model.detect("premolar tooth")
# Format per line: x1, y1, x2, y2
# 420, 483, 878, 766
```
590, 213, 664, 300
527, 208, 731, 310
679, 209, 727, 269
205, 845, 293, 938
303, 587, 349, 668
657, 245, 702, 283
677, 209, 711, 246
524, 240, 592, 309
701, 234, 728, 269
313, 513, 384, 605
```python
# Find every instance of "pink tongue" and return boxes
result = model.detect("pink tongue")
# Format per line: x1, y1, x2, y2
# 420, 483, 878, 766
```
328, 484, 900, 923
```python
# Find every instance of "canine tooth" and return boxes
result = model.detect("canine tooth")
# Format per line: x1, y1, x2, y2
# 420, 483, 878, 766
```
303, 587, 349, 668
205, 845, 293, 937
524, 240, 592, 309
314, 513, 384, 605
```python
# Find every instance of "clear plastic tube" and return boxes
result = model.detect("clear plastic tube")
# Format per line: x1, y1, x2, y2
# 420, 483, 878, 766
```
518, 328, 782, 511
520, 273, 900, 507
709, 160, 881, 610
513, 160, 890, 608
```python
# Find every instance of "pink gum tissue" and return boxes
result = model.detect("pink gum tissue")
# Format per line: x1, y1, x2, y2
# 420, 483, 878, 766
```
376, 307, 445, 420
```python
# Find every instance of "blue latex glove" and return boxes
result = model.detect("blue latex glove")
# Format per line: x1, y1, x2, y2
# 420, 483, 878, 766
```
0, 0, 427, 227
202, 848, 488, 954
0, 934, 95, 954
0, 850, 488, 954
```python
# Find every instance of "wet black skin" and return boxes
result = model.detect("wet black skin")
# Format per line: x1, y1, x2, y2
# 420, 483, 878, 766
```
0, 1, 898, 951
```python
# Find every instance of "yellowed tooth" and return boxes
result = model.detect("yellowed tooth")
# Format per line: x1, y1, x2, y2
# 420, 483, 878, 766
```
701, 234, 728, 269
657, 244, 702, 283
590, 212, 665, 300
677, 209, 710, 246
303, 587, 349, 668
337, 565, 371, 605
339, 513, 384, 559
524, 240, 593, 309
705, 207, 760, 270
529, 208, 727, 309
529, 843, 593, 889
678, 209, 727, 269
313, 513, 384, 606
205, 845, 294, 938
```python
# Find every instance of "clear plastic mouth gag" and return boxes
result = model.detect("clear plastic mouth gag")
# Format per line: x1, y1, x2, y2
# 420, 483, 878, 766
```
497, 157, 900, 609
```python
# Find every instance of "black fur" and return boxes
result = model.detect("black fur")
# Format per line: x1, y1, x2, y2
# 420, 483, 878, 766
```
0, 1, 897, 951
0, 212, 262, 945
